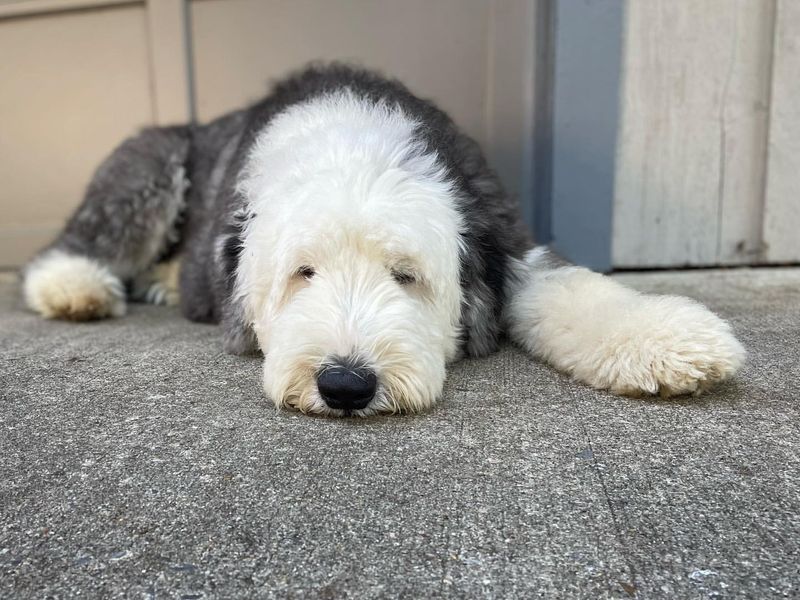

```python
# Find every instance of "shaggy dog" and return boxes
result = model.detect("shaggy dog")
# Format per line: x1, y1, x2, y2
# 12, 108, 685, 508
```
22, 64, 745, 416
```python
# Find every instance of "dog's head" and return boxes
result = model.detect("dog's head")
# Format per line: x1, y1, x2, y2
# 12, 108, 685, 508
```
234, 96, 465, 415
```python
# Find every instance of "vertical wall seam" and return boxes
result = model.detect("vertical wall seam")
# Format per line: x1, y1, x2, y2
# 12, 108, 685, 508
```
610, 0, 629, 267
142, 0, 159, 124
483, 0, 497, 151
182, 0, 197, 123
757, 0, 780, 263
714, 9, 738, 263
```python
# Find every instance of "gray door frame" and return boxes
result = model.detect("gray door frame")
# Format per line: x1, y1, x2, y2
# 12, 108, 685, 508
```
530, 0, 625, 273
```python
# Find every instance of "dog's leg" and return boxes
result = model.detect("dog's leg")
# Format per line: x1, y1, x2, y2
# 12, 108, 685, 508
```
23, 127, 191, 321
129, 258, 182, 307
504, 248, 745, 397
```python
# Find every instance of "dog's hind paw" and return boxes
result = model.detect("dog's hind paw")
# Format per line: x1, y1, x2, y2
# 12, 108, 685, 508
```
23, 251, 126, 321
129, 260, 181, 307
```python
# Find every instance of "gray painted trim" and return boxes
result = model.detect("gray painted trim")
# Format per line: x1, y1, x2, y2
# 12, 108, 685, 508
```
532, 0, 555, 244
548, 0, 625, 272
516, 1, 539, 233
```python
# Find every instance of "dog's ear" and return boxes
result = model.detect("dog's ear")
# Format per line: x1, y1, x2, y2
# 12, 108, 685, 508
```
217, 206, 251, 290
217, 207, 261, 356
458, 239, 507, 359
447, 131, 533, 360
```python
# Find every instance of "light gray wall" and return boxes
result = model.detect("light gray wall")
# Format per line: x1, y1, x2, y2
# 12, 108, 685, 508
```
612, 0, 800, 268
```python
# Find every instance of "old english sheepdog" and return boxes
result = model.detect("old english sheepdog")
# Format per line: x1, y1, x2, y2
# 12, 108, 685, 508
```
22, 64, 745, 416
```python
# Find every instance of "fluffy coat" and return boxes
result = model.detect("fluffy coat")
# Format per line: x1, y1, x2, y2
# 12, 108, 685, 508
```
23, 64, 745, 415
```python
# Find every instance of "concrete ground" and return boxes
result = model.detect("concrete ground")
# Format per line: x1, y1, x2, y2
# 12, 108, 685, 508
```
1, 268, 799, 599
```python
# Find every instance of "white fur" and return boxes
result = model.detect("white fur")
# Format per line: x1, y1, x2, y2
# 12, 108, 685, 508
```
506, 250, 746, 397
24, 251, 126, 321
235, 91, 465, 415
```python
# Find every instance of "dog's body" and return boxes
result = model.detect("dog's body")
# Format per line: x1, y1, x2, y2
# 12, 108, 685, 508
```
23, 65, 745, 415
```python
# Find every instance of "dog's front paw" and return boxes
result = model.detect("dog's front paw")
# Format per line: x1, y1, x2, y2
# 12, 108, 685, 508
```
508, 267, 745, 399
585, 295, 746, 398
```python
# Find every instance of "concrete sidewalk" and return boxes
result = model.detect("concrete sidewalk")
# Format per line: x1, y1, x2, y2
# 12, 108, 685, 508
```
1, 269, 799, 599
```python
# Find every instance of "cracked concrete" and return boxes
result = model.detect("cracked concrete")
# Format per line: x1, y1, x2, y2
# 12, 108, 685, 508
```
1, 268, 799, 598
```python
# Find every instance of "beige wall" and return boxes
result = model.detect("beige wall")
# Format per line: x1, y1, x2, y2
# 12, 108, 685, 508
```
191, 0, 487, 142
0, 1, 155, 267
3, 0, 795, 270
0, 0, 539, 268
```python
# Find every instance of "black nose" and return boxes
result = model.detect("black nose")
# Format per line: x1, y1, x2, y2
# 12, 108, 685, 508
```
316, 364, 377, 411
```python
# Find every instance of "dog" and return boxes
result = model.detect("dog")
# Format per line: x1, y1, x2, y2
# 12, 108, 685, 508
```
22, 64, 745, 416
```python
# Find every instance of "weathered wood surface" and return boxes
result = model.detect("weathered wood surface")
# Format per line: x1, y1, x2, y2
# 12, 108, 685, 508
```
613, 0, 776, 268
763, 0, 800, 263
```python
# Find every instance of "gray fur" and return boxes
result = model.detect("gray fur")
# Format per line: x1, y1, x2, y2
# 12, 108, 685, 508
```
32, 64, 536, 356
38, 127, 191, 280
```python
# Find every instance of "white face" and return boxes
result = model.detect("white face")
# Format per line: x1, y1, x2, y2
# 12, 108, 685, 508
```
236, 166, 464, 416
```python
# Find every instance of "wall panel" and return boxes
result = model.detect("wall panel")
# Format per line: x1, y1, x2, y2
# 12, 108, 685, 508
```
763, 0, 800, 263
189, 0, 490, 145
0, 3, 154, 267
613, 0, 775, 268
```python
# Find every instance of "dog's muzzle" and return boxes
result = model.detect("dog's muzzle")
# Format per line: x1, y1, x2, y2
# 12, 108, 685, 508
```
316, 362, 377, 411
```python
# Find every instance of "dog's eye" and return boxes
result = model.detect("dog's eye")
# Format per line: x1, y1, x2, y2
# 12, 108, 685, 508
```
296, 265, 316, 280
391, 268, 416, 285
